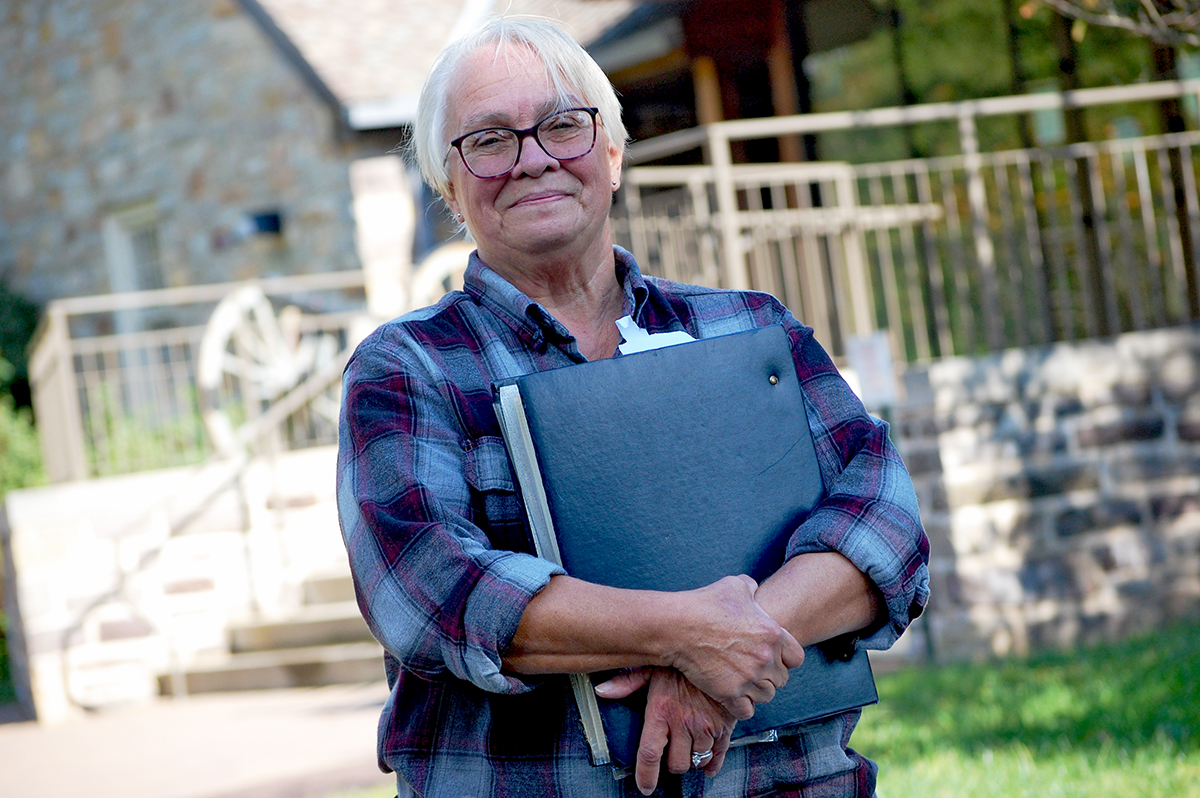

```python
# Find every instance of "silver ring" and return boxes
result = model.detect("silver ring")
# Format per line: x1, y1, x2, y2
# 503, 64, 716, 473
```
691, 749, 714, 768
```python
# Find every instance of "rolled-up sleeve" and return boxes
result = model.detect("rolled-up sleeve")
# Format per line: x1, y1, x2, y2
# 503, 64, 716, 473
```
780, 315, 930, 650
336, 334, 563, 694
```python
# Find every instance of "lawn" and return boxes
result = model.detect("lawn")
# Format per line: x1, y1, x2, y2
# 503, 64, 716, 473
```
854, 618, 1200, 798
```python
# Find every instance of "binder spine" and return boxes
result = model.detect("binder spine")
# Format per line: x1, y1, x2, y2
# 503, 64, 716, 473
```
494, 384, 613, 768
494, 385, 564, 566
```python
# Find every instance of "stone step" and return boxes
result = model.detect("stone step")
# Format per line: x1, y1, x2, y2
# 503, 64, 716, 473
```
159, 641, 385, 695
229, 602, 375, 653
303, 573, 358, 605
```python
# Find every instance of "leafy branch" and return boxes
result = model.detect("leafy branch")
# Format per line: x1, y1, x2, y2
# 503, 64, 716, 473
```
1038, 0, 1200, 46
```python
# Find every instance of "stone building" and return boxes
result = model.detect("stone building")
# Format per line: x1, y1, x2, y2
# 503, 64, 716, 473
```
0, 0, 636, 316
1, 0, 355, 307
0, 0, 888, 317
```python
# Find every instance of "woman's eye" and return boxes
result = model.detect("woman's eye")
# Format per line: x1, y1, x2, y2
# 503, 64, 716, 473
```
471, 131, 510, 150
547, 116, 582, 131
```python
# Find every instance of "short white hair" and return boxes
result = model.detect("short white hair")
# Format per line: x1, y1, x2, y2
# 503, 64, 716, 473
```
413, 16, 627, 197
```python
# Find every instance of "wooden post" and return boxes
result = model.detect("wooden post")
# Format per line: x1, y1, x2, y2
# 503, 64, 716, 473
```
28, 307, 89, 481
1151, 41, 1200, 320
768, 3, 804, 163
692, 56, 724, 126
709, 125, 749, 291
959, 111, 1003, 350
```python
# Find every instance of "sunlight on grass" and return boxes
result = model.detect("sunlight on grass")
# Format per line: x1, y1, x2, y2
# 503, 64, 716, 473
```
856, 619, 1200, 798
875, 743, 1200, 798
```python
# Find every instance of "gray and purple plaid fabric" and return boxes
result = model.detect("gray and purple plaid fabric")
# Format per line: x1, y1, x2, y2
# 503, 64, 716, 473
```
337, 247, 929, 798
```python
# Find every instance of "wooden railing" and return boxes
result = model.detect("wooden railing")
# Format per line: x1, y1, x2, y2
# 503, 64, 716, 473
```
616, 80, 1200, 363
28, 272, 367, 482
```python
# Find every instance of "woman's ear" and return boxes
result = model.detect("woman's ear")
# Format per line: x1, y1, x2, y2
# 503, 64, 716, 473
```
442, 185, 465, 225
606, 139, 624, 192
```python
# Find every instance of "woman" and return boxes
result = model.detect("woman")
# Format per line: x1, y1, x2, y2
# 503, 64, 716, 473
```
337, 16, 929, 798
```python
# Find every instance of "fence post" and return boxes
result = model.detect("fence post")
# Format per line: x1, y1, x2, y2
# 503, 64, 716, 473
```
959, 108, 1003, 350
621, 174, 650, 272
688, 174, 721, 287
709, 125, 749, 290
28, 306, 89, 482
837, 168, 875, 337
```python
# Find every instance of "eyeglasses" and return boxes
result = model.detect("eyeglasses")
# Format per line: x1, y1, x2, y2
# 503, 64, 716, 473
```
449, 107, 599, 179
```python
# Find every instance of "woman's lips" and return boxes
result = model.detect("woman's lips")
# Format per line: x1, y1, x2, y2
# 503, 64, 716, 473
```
508, 189, 572, 209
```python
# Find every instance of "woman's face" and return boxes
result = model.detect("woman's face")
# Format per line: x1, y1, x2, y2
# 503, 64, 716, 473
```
441, 44, 623, 273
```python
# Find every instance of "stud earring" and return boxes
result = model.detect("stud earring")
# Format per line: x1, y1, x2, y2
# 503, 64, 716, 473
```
455, 213, 464, 223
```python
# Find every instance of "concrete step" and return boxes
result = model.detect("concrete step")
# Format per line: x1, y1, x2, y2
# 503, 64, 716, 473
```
159, 641, 385, 695
229, 602, 375, 653
304, 573, 357, 605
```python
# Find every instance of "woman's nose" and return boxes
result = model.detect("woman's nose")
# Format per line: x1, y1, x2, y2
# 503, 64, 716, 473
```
510, 132, 559, 177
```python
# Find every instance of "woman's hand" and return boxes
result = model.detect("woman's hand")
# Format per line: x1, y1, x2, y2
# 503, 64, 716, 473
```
504, 574, 803, 720
597, 667, 737, 795
663, 575, 805, 720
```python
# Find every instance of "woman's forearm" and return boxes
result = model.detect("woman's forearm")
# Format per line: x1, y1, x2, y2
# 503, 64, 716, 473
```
502, 574, 675, 673
753, 551, 880, 646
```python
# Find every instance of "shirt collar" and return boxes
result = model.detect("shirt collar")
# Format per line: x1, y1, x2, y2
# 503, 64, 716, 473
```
614, 245, 651, 321
462, 245, 651, 353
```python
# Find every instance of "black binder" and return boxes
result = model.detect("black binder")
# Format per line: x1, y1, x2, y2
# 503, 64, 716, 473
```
492, 325, 877, 774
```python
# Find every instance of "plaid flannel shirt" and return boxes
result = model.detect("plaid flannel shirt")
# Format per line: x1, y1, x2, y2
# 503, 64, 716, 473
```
336, 247, 930, 798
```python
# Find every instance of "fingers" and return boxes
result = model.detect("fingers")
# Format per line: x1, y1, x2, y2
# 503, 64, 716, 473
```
668, 575, 800, 713
636, 668, 738, 793
704, 728, 732, 778
720, 695, 755, 721
594, 666, 652, 700
781, 628, 806, 670
635, 708, 668, 795
751, 678, 778, 705
666, 725, 714, 775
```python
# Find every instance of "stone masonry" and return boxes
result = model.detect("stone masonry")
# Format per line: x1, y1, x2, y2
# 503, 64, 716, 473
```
894, 324, 1200, 662
0, 0, 361, 306
2, 446, 352, 722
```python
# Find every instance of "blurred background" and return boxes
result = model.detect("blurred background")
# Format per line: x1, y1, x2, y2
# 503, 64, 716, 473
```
1, 1, 1199, 796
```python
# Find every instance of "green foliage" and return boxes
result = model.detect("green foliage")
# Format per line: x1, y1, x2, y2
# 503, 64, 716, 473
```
855, 619, 1200, 797
0, 364, 43, 499
807, 0, 1180, 162
0, 634, 14, 705
83, 383, 208, 476
0, 284, 40, 403
0, 358, 42, 706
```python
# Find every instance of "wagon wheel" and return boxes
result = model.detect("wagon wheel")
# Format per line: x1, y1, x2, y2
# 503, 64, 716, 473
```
408, 240, 475, 309
198, 285, 338, 457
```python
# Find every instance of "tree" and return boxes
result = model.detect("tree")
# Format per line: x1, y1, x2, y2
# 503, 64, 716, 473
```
1039, 0, 1200, 46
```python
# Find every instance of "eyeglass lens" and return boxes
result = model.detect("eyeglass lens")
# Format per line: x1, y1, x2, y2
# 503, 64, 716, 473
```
458, 109, 596, 178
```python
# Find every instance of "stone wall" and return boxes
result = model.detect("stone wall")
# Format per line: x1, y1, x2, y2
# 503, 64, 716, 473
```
1, 446, 345, 722
895, 325, 1200, 662
0, 0, 361, 306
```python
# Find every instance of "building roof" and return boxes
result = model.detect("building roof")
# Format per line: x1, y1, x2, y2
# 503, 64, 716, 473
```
248, 0, 637, 130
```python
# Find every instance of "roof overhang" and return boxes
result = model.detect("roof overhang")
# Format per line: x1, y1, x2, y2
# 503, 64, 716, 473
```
348, 96, 421, 131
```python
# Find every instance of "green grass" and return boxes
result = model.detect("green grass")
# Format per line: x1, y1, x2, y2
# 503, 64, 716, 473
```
855, 618, 1200, 798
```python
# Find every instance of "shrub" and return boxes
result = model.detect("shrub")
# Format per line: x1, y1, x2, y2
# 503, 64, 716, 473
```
0, 359, 43, 499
